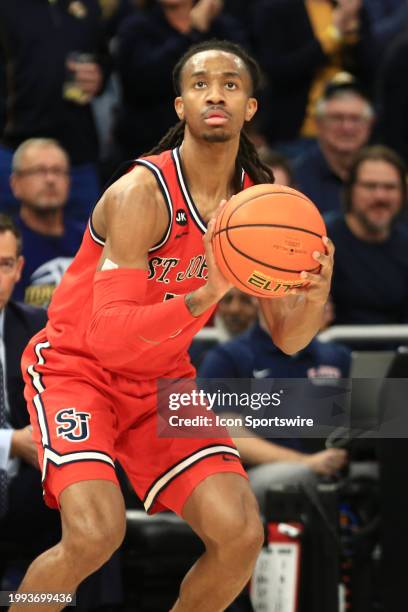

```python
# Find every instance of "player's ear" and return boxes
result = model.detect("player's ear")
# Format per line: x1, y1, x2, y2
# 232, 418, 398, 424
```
174, 96, 185, 121
245, 97, 258, 122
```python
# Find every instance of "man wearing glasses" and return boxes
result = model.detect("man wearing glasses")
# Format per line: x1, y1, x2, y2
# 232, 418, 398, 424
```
294, 72, 374, 217
10, 139, 83, 309
327, 144, 408, 327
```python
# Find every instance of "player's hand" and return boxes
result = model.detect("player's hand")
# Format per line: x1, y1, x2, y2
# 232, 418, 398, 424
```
185, 200, 232, 316
190, 0, 223, 32
203, 199, 233, 301
296, 236, 334, 304
10, 426, 39, 469
302, 448, 348, 476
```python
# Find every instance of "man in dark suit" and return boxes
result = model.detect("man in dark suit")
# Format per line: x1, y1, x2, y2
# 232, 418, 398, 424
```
0, 214, 61, 584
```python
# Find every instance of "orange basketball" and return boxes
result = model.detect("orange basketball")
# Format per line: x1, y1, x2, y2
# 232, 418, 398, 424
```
212, 184, 327, 298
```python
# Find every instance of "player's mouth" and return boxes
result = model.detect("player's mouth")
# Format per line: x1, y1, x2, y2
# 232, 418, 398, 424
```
204, 108, 230, 126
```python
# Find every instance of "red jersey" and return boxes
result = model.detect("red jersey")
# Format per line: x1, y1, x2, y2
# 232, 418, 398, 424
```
44, 147, 253, 380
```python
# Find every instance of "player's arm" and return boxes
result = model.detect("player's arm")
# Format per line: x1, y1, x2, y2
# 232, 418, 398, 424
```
259, 237, 334, 354
86, 169, 230, 366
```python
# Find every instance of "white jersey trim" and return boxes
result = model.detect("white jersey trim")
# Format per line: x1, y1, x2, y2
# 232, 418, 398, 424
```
172, 148, 207, 234
144, 444, 240, 512
41, 448, 115, 483
27, 341, 51, 447
87, 158, 174, 252
26, 340, 115, 483
88, 219, 105, 247
134, 159, 174, 252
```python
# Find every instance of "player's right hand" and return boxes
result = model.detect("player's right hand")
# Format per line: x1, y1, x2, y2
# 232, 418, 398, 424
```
203, 200, 233, 302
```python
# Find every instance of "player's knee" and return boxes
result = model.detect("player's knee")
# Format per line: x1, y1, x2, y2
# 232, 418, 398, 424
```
209, 502, 264, 566
231, 508, 264, 564
64, 511, 126, 574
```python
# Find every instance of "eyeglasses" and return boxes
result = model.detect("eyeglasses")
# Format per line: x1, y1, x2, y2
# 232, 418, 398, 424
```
16, 166, 69, 178
0, 258, 18, 274
355, 181, 401, 192
323, 114, 370, 127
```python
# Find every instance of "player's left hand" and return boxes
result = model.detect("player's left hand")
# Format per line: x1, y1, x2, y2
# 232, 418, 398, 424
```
296, 236, 334, 304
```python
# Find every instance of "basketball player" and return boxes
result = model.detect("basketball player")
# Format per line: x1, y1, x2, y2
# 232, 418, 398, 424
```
13, 41, 334, 611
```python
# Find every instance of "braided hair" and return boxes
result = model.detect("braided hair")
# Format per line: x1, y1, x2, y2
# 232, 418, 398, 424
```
145, 40, 274, 186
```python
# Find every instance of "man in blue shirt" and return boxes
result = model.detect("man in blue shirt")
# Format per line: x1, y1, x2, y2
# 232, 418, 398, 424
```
199, 297, 349, 513
294, 74, 374, 217
9, 139, 83, 308
327, 145, 408, 326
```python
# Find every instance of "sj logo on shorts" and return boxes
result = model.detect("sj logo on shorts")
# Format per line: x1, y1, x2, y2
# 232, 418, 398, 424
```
55, 408, 91, 442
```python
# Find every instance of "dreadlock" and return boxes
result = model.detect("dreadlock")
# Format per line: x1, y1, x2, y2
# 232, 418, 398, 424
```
145, 40, 274, 186
146, 120, 185, 157
236, 131, 275, 186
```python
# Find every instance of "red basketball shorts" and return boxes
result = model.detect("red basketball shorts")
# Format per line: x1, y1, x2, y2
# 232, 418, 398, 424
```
22, 333, 247, 516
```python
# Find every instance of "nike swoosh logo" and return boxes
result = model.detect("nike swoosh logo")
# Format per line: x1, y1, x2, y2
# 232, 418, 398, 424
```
222, 455, 239, 462
253, 368, 271, 378
175, 231, 189, 239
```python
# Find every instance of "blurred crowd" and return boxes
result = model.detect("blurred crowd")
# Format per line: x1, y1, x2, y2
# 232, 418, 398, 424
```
1, 1, 408, 611
0, 0, 407, 319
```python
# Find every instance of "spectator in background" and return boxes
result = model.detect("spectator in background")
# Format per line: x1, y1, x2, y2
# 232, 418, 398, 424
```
0, 214, 59, 582
0, 1, 110, 225
252, 0, 374, 159
9, 139, 83, 308
294, 73, 374, 216
214, 288, 258, 342
375, 27, 408, 166
327, 145, 408, 326
199, 292, 349, 514
114, 0, 248, 159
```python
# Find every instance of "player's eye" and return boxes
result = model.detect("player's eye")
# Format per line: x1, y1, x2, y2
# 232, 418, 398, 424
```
195, 81, 207, 89
225, 82, 238, 90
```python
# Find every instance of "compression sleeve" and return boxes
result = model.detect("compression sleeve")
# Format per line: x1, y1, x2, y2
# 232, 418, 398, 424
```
86, 268, 202, 366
